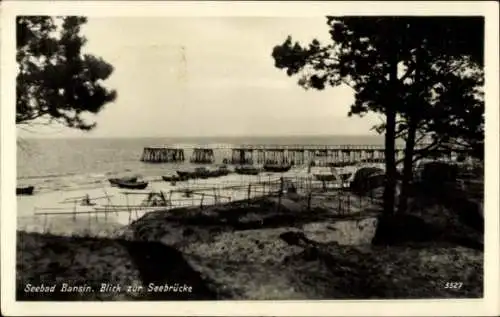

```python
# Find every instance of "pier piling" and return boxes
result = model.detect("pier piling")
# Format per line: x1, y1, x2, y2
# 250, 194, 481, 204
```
140, 147, 185, 163
190, 148, 215, 164
231, 148, 254, 165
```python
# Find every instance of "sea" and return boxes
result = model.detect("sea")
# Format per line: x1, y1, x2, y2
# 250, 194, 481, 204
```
17, 135, 386, 193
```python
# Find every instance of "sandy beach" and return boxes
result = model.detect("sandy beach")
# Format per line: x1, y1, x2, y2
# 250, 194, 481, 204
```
17, 164, 378, 236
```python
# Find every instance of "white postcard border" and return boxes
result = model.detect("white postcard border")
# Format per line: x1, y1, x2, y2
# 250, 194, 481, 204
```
1, 1, 499, 316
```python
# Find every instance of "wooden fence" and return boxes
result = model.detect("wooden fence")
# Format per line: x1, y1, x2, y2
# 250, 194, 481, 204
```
30, 176, 380, 233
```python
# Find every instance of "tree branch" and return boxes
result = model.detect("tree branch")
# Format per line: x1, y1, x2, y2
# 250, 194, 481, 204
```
398, 62, 416, 83
16, 110, 45, 124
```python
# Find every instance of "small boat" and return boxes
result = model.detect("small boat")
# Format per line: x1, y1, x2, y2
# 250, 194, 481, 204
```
162, 175, 183, 182
215, 165, 230, 176
16, 185, 34, 196
115, 180, 149, 190
235, 165, 260, 175
176, 168, 208, 179
109, 176, 138, 187
263, 164, 292, 173
176, 170, 194, 179
207, 165, 231, 177
109, 176, 148, 190
194, 167, 211, 179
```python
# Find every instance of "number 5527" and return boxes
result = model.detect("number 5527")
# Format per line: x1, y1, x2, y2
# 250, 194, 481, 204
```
444, 282, 463, 289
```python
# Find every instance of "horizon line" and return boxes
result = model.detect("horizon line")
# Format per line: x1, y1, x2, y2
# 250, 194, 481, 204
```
17, 133, 383, 140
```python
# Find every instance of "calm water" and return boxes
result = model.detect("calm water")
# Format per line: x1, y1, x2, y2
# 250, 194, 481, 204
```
17, 135, 385, 192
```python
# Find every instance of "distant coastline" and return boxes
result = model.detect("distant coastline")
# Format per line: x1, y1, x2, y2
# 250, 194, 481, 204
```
18, 134, 406, 145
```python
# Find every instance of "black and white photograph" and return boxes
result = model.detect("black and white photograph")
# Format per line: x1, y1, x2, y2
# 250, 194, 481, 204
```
1, 1, 499, 316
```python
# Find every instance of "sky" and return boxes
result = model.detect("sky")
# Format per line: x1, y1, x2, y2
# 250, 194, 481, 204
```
19, 17, 382, 138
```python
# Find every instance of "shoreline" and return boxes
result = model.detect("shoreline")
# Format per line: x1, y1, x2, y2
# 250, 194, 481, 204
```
16, 164, 370, 233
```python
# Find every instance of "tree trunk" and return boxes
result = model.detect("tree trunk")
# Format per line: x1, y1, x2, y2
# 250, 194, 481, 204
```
397, 48, 423, 214
383, 109, 397, 214
397, 118, 417, 213
383, 48, 399, 215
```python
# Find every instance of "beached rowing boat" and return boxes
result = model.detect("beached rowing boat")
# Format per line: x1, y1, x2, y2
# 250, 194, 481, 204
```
195, 167, 211, 179
109, 178, 148, 190
116, 181, 149, 190
108, 176, 138, 187
176, 169, 205, 179
175, 165, 231, 180
16, 185, 35, 196
162, 175, 183, 182
176, 170, 194, 179
235, 165, 260, 175
212, 165, 231, 176
263, 164, 292, 173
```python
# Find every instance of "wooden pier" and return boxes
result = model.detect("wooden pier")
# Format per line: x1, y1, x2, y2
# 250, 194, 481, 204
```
140, 143, 462, 166
140, 147, 185, 163
228, 144, 405, 166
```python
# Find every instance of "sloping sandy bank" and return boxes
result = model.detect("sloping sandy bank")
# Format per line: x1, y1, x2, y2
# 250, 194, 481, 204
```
17, 193, 483, 300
